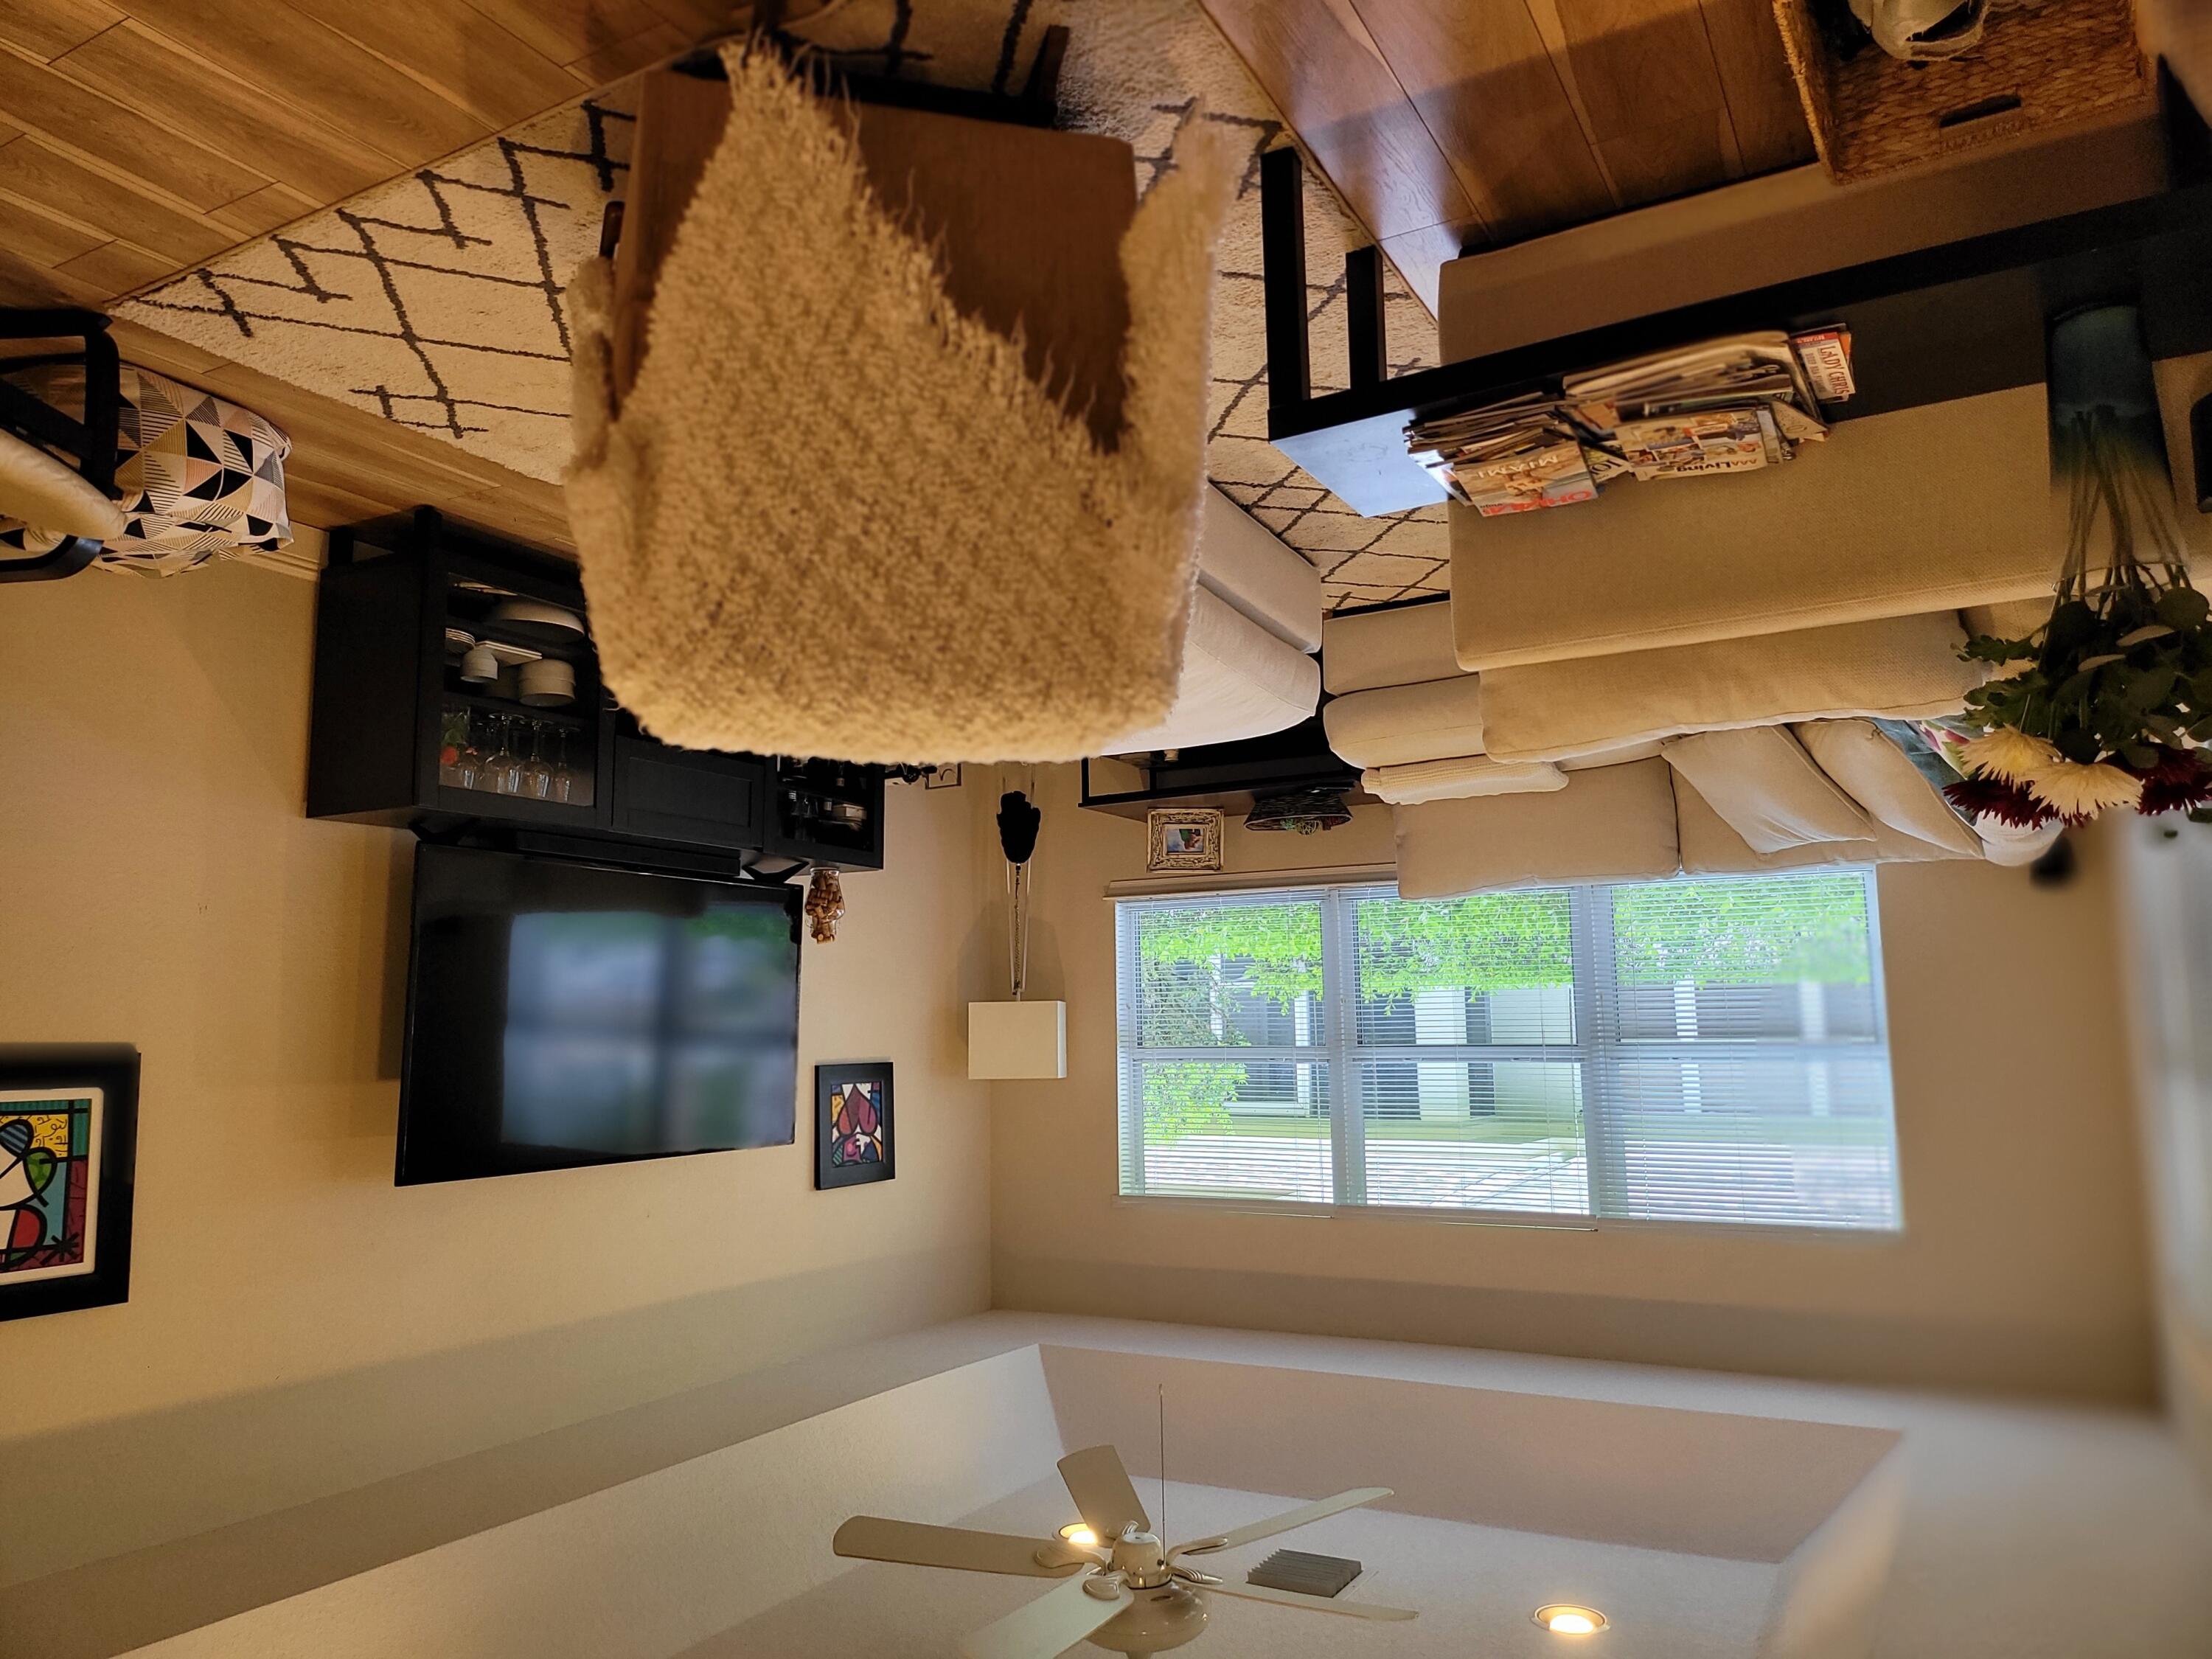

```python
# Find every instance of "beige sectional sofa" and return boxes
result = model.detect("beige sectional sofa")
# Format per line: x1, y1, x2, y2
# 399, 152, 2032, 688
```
1321, 496, 2067, 898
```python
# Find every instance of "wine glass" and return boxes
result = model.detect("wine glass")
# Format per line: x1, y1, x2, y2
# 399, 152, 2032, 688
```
484, 715, 521, 796
453, 709, 485, 791
518, 722, 554, 801
552, 728, 577, 804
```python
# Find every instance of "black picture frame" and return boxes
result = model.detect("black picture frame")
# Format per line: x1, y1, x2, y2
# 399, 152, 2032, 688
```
1, 1045, 139, 1322
815, 1062, 894, 1190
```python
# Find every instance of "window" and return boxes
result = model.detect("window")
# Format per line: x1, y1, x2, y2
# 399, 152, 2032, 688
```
1114, 872, 1899, 1231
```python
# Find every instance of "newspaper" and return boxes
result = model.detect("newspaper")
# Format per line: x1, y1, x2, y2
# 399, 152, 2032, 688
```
1405, 326, 1856, 509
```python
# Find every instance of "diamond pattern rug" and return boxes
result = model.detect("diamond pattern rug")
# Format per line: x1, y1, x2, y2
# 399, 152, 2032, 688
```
119, 0, 1447, 611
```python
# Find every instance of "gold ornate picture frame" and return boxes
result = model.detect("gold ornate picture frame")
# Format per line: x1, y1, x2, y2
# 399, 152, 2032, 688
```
1146, 808, 1223, 872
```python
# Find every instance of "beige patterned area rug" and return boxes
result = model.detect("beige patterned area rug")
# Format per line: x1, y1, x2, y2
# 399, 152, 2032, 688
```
120, 0, 1448, 609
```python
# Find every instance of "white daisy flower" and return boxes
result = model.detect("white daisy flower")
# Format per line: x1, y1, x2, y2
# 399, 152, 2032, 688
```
2023, 761, 2143, 819
1958, 726, 2063, 785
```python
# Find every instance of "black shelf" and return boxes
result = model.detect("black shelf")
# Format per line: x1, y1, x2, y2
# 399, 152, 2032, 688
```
443, 686, 594, 731
1080, 718, 1364, 821
307, 508, 885, 872
1262, 68, 2212, 517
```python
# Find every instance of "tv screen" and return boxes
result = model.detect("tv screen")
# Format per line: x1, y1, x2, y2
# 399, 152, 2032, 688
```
397, 844, 802, 1185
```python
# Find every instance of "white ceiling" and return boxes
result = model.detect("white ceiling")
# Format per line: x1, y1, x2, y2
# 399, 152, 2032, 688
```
685, 1476, 1784, 1659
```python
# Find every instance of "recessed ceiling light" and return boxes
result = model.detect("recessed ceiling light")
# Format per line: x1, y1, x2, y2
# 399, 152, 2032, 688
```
1059, 1523, 1100, 1548
1533, 1604, 1607, 1635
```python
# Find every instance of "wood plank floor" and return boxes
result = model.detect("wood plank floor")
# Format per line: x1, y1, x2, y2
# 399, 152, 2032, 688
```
0, 0, 758, 546
1201, 0, 1814, 307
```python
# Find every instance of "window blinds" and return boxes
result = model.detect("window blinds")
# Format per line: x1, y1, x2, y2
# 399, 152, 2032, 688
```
1114, 872, 1900, 1231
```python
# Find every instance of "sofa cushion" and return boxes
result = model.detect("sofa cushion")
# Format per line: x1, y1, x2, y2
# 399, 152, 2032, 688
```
1361, 755, 1566, 804
1661, 727, 1871, 854
1394, 759, 1680, 900
1324, 675, 1484, 768
1481, 611, 1979, 762
1958, 597, 2050, 644
1321, 599, 1459, 694
1794, 718, 1983, 858
1105, 586, 1319, 753
1671, 772, 1966, 872
1198, 486, 1324, 653
1453, 384, 2062, 671
1557, 738, 1666, 771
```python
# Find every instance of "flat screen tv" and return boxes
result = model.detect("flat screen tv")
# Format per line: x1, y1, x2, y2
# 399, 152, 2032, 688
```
397, 843, 802, 1185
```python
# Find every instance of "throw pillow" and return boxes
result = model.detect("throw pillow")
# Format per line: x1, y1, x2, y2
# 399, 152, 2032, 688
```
1795, 719, 1983, 858
1661, 727, 1871, 854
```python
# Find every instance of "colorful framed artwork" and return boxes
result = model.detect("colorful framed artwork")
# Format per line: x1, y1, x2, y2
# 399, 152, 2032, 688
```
1, 1046, 138, 1323
1147, 808, 1223, 873
815, 1062, 894, 1190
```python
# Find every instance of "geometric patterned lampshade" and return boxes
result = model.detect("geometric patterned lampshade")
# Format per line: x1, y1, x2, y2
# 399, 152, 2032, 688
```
0, 363, 292, 576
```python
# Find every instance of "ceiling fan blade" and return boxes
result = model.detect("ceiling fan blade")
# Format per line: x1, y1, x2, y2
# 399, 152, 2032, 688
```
834, 1516, 1086, 1577
1171, 1487, 1393, 1558
960, 1571, 1132, 1659
1203, 1579, 1417, 1621
1057, 1444, 1150, 1542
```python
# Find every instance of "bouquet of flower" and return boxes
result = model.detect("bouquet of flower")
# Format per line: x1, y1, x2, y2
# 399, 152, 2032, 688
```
1943, 307, 2212, 830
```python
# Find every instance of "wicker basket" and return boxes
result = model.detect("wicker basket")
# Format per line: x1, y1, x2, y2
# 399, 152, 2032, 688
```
1770, 0, 2153, 184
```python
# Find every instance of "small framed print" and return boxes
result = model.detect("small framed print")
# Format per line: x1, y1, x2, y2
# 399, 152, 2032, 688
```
1147, 808, 1223, 873
1, 1046, 138, 1323
815, 1062, 894, 1190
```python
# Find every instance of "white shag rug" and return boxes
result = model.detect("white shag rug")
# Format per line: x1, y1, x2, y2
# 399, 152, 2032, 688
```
119, 0, 1448, 610
571, 46, 1232, 763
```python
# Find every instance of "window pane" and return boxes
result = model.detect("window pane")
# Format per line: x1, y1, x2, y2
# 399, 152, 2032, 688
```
1127, 898, 1324, 1048
1124, 1058, 1332, 1203
1358, 1060, 1589, 1214
1114, 871, 1898, 1233
1604, 1055, 1901, 1228
1352, 890, 1576, 1046
1610, 873, 1873, 990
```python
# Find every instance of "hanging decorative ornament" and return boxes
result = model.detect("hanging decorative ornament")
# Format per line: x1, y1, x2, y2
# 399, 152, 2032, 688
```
997, 790, 1043, 1001
804, 866, 845, 943
1245, 787, 1353, 835
1945, 305, 2212, 833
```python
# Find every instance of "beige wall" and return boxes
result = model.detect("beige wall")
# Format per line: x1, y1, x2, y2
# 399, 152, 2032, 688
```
2115, 815, 2212, 1490
990, 765, 2158, 1403
0, 566, 993, 1584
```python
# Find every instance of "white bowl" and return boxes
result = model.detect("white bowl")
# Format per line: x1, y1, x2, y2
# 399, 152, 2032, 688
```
518, 658, 577, 707
488, 598, 585, 642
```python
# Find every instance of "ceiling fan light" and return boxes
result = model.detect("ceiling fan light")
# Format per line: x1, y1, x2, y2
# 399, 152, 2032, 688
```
1534, 1604, 1607, 1635
1059, 1522, 1101, 1548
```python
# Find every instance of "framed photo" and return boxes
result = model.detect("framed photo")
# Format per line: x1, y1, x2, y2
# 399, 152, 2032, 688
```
1147, 808, 1223, 873
815, 1062, 894, 1190
1, 1046, 138, 1323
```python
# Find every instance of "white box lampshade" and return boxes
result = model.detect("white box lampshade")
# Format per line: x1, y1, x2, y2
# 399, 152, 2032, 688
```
968, 1001, 1067, 1079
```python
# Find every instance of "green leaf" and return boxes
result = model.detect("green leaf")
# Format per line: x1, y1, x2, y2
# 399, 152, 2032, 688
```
2057, 728, 2102, 765
2122, 742, 2160, 769
2042, 601, 2101, 662
2157, 587, 2211, 630
2124, 665, 2180, 710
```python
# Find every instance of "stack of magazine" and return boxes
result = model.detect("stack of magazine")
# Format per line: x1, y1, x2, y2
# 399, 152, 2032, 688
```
1406, 327, 1855, 517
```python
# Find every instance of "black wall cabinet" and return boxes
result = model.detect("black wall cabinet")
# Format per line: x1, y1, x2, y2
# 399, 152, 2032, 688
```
306, 509, 884, 872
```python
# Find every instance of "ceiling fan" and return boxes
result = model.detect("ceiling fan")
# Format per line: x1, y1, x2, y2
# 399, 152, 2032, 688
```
832, 1444, 1416, 1658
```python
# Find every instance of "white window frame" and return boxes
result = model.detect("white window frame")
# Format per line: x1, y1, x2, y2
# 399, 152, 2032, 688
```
1114, 873, 1900, 1237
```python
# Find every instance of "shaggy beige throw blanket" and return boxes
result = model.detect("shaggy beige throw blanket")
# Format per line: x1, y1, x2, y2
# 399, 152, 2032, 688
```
566, 46, 1234, 764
